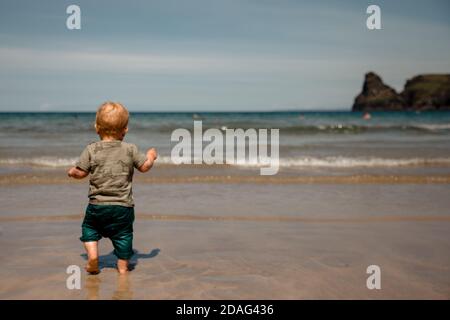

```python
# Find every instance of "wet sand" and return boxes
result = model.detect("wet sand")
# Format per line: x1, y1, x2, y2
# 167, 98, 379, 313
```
2, 164, 450, 185
0, 168, 449, 299
0, 219, 449, 299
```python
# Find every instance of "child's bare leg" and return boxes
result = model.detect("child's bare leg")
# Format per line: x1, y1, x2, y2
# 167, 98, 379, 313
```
117, 259, 128, 274
84, 241, 99, 274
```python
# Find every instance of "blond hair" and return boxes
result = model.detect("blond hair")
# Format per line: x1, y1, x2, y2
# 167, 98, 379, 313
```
95, 102, 129, 139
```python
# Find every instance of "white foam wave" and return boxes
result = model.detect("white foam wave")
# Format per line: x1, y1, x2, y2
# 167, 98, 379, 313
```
0, 157, 78, 167
159, 156, 450, 168
277, 156, 450, 168
411, 123, 450, 131
2, 156, 450, 168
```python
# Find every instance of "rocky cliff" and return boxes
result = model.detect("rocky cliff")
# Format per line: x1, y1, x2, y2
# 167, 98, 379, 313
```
352, 72, 450, 111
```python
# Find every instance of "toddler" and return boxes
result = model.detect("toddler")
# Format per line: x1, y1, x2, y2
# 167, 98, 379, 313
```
68, 102, 157, 274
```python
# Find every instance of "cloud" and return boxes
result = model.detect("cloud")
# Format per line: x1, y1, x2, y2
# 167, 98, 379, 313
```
0, 46, 358, 75
3, 45, 449, 93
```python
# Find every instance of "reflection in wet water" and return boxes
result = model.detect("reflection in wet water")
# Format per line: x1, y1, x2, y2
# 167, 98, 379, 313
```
85, 275, 101, 300
85, 274, 133, 300
113, 275, 133, 300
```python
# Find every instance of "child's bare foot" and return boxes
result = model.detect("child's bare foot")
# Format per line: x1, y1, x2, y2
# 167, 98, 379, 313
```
117, 259, 128, 274
86, 258, 100, 274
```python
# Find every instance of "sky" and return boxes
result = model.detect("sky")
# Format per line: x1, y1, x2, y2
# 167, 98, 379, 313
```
0, 0, 449, 112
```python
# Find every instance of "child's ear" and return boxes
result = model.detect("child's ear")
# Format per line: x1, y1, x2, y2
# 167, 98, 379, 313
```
124, 127, 129, 134
94, 123, 99, 134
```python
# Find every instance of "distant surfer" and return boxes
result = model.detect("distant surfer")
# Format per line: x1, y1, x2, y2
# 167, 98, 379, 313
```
362, 112, 371, 120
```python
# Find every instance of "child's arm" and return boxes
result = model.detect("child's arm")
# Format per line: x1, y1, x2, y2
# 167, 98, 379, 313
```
67, 167, 89, 179
69, 145, 91, 179
138, 148, 158, 173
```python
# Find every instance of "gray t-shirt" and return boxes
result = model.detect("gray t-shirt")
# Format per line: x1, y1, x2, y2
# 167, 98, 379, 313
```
76, 140, 147, 207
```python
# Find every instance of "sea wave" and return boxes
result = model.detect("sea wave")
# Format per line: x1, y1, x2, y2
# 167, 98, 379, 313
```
277, 157, 450, 168
2, 156, 450, 168
0, 157, 78, 167
149, 123, 450, 134
2, 123, 450, 135
281, 124, 450, 134
409, 123, 450, 131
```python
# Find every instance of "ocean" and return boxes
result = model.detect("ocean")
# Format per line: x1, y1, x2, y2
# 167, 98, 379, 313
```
1, 111, 450, 175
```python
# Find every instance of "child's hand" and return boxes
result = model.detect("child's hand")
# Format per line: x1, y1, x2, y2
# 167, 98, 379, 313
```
67, 166, 89, 179
138, 148, 157, 173
147, 148, 158, 161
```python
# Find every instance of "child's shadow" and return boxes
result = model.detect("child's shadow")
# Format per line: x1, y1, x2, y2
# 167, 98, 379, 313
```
81, 249, 160, 271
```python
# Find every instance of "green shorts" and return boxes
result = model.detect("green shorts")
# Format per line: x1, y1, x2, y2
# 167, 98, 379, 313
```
80, 204, 135, 260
